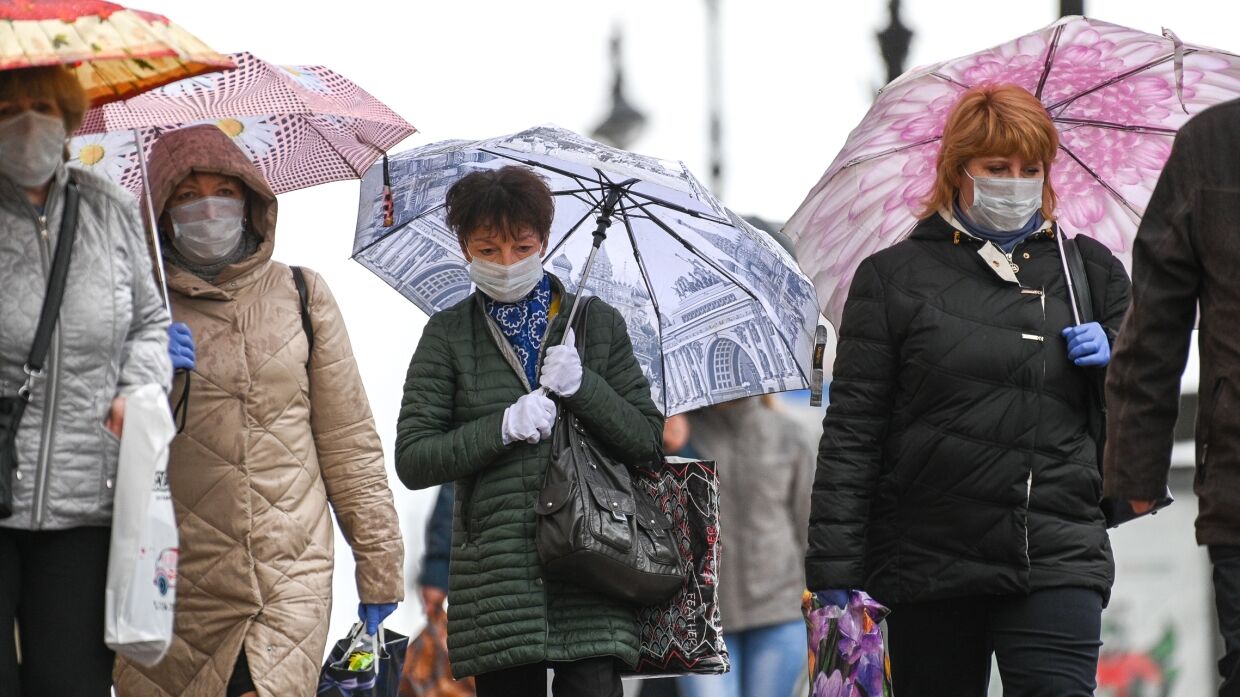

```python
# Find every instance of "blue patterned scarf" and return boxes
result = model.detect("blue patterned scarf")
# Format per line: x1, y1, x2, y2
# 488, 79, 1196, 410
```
485, 273, 552, 389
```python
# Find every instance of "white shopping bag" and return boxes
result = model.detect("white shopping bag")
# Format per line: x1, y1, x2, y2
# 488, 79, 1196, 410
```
104, 383, 178, 666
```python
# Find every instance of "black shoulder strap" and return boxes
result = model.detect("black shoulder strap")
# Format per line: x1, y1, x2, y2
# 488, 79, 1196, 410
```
1061, 234, 1096, 324
291, 266, 314, 360
570, 295, 595, 351
24, 181, 80, 387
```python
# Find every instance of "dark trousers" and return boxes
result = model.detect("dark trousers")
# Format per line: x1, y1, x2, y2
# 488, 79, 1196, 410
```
886, 587, 1103, 697
0, 526, 114, 697
1211, 545, 1240, 696
474, 657, 623, 697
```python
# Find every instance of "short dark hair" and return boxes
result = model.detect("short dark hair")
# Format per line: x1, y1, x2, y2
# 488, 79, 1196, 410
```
445, 166, 554, 247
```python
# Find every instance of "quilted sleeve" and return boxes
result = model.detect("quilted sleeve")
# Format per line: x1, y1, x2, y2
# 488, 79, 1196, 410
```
394, 313, 508, 490
114, 195, 171, 394
561, 303, 664, 469
806, 258, 898, 592
304, 269, 405, 603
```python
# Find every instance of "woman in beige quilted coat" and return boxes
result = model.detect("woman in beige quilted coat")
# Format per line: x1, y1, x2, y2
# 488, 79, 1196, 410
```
112, 125, 405, 697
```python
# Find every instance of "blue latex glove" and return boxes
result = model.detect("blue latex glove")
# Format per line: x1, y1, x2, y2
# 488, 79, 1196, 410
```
358, 602, 398, 635
167, 322, 196, 371
1061, 322, 1110, 367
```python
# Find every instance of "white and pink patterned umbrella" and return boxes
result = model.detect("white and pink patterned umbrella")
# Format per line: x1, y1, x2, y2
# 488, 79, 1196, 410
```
785, 16, 1240, 328
69, 51, 415, 195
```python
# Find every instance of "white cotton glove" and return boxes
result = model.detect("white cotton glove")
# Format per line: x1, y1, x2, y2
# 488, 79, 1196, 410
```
502, 390, 558, 445
541, 328, 583, 397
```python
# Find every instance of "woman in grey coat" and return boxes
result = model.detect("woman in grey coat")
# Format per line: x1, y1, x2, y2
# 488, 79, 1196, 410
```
0, 66, 171, 697
676, 395, 816, 697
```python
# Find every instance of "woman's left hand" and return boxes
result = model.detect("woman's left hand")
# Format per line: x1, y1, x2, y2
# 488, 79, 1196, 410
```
104, 395, 126, 438
1062, 322, 1110, 367
542, 328, 583, 397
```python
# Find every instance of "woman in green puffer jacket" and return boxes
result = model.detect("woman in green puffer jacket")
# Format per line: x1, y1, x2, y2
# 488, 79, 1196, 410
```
395, 165, 664, 697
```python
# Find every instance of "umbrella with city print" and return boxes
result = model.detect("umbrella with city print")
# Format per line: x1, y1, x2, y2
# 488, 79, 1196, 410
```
353, 125, 819, 415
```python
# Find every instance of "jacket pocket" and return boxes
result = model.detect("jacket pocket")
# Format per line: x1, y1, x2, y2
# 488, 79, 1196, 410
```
1198, 377, 1225, 485
97, 422, 120, 501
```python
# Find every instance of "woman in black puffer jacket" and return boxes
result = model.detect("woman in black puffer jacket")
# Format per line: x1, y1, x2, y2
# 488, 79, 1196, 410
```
805, 84, 1130, 697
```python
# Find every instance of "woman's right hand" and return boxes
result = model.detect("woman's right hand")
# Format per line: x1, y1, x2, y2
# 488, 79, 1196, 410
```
502, 390, 557, 445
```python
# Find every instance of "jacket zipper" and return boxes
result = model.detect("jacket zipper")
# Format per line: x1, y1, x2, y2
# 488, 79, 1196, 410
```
30, 186, 61, 529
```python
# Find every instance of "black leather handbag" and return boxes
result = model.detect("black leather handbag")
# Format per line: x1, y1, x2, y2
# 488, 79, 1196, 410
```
535, 297, 686, 605
1, 181, 79, 519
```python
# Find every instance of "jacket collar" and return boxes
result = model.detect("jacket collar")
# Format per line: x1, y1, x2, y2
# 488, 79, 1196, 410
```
911, 209, 1055, 245
0, 163, 69, 220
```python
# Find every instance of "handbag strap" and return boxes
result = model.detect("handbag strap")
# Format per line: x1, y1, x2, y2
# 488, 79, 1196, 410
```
20, 180, 80, 401
291, 266, 314, 361
1060, 233, 1096, 324
568, 295, 596, 351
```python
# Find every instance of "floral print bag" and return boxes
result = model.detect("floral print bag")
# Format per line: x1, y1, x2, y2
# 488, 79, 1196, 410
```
803, 590, 894, 697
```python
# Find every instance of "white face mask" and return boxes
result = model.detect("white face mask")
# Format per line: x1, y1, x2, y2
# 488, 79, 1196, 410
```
0, 111, 66, 188
469, 252, 545, 303
169, 197, 246, 265
966, 172, 1044, 232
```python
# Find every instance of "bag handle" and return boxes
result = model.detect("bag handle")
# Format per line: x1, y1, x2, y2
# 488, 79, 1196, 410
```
20, 180, 79, 401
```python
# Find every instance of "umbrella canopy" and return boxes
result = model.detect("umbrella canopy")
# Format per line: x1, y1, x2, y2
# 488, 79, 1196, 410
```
785, 15, 1240, 328
353, 125, 819, 415
69, 51, 415, 195
0, 0, 233, 105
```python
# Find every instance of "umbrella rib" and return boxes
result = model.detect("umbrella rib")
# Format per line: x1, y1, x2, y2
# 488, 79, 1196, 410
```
1053, 117, 1178, 136
1056, 143, 1143, 220
350, 200, 448, 259
546, 196, 607, 261
1035, 23, 1067, 100
1046, 49, 1205, 113
929, 72, 970, 90
842, 135, 942, 169
478, 148, 606, 192
616, 198, 670, 415
626, 194, 809, 386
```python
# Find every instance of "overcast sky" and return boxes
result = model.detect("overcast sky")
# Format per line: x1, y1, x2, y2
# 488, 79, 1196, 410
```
130, 0, 1226, 642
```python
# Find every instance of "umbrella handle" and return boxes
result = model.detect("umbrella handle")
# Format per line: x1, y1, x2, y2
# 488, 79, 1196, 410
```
555, 185, 627, 345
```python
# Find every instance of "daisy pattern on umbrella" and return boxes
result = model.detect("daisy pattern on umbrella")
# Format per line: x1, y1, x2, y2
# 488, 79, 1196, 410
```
278, 64, 330, 94
69, 131, 140, 186
198, 115, 280, 160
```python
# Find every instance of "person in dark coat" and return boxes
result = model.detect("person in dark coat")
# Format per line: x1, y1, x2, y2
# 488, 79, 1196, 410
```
805, 84, 1131, 696
1104, 97, 1240, 696
419, 485, 454, 612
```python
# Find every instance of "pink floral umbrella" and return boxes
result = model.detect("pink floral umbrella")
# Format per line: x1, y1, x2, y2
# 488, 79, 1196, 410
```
785, 16, 1240, 329
69, 51, 415, 195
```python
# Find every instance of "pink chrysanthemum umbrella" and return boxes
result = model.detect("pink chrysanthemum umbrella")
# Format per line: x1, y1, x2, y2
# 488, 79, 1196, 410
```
785, 15, 1240, 329
71, 51, 415, 196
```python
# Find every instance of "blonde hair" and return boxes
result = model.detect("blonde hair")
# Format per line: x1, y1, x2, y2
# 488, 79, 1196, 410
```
920, 84, 1058, 220
0, 66, 88, 133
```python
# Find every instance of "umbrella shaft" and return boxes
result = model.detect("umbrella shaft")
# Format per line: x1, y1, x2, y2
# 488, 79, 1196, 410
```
134, 129, 172, 311
557, 187, 625, 344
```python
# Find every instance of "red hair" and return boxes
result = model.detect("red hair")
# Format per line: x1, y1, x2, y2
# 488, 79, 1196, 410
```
920, 84, 1059, 220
